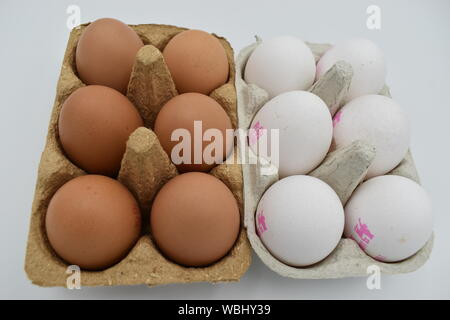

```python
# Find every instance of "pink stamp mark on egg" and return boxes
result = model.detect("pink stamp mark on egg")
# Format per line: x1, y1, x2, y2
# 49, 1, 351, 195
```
256, 210, 268, 236
333, 111, 343, 128
248, 121, 265, 146
353, 218, 375, 250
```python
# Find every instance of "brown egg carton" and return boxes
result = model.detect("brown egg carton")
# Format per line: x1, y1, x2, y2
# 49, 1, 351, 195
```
24, 23, 251, 287
236, 38, 433, 279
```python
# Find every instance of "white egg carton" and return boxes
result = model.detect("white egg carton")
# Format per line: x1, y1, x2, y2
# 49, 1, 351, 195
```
236, 38, 434, 279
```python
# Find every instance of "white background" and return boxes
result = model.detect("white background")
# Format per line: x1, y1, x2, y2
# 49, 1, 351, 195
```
1, 0, 449, 299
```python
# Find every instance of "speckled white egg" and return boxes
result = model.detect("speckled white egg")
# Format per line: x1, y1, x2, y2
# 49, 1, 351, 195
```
244, 36, 316, 98
344, 175, 432, 262
333, 94, 410, 179
249, 91, 332, 178
316, 38, 386, 101
256, 175, 344, 267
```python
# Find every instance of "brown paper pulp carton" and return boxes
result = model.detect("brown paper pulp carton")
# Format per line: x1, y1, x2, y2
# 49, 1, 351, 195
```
24, 23, 251, 287
236, 39, 433, 279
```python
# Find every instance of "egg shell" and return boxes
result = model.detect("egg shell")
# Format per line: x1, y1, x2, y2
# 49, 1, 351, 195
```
333, 94, 410, 179
150, 172, 240, 267
163, 29, 229, 95
256, 175, 344, 267
244, 36, 316, 98
344, 175, 433, 262
58, 85, 144, 177
316, 38, 386, 101
154, 92, 233, 173
75, 18, 144, 94
249, 91, 332, 178
45, 175, 141, 270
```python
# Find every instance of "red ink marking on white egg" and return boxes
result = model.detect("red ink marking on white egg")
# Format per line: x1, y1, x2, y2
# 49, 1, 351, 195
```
256, 210, 268, 236
353, 218, 374, 250
332, 110, 343, 128
375, 254, 387, 262
248, 121, 265, 145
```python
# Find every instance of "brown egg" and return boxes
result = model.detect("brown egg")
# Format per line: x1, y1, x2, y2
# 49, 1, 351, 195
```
154, 93, 233, 172
150, 172, 240, 267
45, 175, 141, 270
163, 29, 229, 94
58, 85, 143, 177
76, 18, 144, 94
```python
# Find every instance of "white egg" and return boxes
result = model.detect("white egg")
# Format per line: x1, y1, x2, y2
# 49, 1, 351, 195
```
244, 36, 316, 98
316, 38, 386, 101
256, 175, 344, 267
333, 94, 409, 179
249, 91, 332, 178
344, 175, 432, 262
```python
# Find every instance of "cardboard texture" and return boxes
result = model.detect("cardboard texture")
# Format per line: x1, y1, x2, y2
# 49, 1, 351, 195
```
25, 23, 251, 287
236, 40, 433, 279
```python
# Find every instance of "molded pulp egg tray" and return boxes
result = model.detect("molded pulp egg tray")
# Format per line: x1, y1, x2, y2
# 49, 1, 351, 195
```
24, 23, 252, 287
237, 39, 433, 279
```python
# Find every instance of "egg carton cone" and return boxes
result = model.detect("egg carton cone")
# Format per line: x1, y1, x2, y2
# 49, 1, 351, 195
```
236, 38, 433, 279
24, 23, 251, 287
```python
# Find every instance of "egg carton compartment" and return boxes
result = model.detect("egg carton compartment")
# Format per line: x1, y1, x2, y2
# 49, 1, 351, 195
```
24, 23, 251, 287
236, 38, 433, 279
